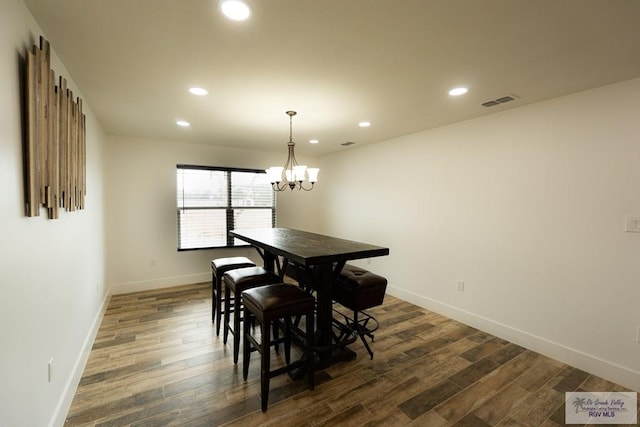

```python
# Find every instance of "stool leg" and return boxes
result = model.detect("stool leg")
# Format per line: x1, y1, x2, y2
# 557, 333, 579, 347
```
215, 274, 223, 336
223, 284, 231, 345
233, 291, 242, 364
211, 270, 216, 323
284, 317, 291, 365
305, 310, 315, 390
261, 319, 271, 412
242, 307, 251, 381
273, 321, 279, 353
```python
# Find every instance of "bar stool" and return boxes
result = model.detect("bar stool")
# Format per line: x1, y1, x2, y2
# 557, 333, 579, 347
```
223, 266, 280, 363
242, 283, 315, 412
211, 257, 256, 335
333, 264, 388, 359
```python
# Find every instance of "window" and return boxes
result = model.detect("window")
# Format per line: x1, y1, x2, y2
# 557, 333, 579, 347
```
176, 165, 275, 250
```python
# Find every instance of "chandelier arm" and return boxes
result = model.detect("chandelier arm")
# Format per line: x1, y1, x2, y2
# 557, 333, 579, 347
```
271, 182, 289, 192
283, 142, 297, 184
299, 182, 314, 191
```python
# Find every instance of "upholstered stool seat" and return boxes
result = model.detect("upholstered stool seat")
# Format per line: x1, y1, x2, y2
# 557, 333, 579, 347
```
333, 264, 387, 359
242, 283, 315, 412
211, 257, 256, 335
223, 266, 279, 363
334, 264, 388, 311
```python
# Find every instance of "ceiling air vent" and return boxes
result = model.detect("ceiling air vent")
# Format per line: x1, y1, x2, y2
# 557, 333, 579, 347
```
341, 141, 355, 146
482, 94, 519, 107
496, 96, 515, 103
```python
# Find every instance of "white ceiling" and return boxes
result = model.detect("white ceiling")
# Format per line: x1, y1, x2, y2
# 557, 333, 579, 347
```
22, 0, 640, 156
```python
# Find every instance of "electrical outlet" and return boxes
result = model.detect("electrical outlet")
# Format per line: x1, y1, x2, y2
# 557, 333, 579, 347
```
48, 358, 53, 383
636, 327, 640, 343
457, 280, 465, 292
626, 216, 640, 233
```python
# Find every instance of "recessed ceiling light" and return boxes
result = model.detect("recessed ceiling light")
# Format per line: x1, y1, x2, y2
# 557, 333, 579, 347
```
188, 87, 208, 96
309, 139, 319, 144
176, 120, 190, 127
358, 121, 371, 128
220, 0, 251, 21
449, 87, 468, 96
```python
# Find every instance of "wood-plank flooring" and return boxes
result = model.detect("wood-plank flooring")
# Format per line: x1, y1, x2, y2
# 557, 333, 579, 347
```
66, 282, 636, 426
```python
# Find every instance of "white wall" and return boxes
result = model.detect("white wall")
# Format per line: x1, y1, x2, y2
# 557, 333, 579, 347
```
105, 135, 321, 294
316, 78, 640, 391
0, 1, 107, 426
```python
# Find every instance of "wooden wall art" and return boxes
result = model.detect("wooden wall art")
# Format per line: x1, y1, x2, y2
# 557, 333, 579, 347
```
24, 36, 86, 219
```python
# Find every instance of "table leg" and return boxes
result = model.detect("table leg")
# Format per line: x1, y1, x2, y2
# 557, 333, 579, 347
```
315, 263, 333, 357
262, 251, 276, 274
314, 262, 356, 361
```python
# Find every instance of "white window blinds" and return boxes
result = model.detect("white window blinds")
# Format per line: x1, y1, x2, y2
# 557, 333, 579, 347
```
177, 165, 275, 250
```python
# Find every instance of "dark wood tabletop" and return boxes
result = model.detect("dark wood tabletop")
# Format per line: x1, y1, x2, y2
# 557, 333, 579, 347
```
230, 227, 389, 267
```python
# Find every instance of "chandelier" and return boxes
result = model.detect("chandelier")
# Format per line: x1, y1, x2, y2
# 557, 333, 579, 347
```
266, 111, 319, 191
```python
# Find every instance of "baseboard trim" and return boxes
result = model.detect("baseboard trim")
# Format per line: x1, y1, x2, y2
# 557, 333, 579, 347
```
50, 289, 111, 427
387, 285, 640, 392
110, 272, 210, 295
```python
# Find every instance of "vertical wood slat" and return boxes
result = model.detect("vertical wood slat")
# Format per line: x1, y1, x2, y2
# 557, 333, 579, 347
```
65, 87, 71, 210
76, 99, 80, 210
47, 68, 55, 216
79, 99, 86, 209
33, 47, 43, 211
69, 90, 76, 211
66, 88, 72, 209
38, 37, 50, 207
24, 36, 86, 218
51, 81, 60, 219
59, 77, 68, 209
25, 50, 39, 217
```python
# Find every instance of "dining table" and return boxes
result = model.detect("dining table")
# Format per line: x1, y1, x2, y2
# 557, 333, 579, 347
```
229, 227, 390, 365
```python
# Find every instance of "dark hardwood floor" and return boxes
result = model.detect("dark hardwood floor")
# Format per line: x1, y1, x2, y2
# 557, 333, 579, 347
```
65, 282, 636, 426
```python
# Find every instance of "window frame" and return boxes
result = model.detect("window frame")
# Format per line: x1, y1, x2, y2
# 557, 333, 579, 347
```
176, 164, 276, 251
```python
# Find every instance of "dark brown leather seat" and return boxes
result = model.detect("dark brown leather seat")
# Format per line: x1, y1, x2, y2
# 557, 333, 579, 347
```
242, 283, 315, 412
334, 264, 387, 311
223, 266, 279, 364
211, 257, 256, 335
